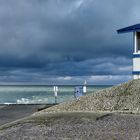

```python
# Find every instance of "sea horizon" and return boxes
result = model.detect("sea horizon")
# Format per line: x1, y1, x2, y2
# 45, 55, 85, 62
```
0, 84, 114, 86
0, 85, 112, 104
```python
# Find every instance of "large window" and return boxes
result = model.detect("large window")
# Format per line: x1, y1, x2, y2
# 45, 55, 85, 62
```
137, 32, 140, 51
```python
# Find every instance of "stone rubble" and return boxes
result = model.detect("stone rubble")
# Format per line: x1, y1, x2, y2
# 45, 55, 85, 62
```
38, 79, 140, 114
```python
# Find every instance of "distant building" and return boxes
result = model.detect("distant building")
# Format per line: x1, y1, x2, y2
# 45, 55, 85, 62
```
117, 24, 140, 79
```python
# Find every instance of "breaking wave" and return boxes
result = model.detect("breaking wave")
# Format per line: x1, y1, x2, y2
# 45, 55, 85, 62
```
16, 97, 48, 104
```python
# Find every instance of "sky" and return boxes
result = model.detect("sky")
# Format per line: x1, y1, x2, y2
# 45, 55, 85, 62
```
0, 0, 140, 85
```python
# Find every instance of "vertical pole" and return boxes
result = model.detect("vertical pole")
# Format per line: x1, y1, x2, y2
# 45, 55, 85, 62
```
54, 86, 58, 104
55, 96, 57, 104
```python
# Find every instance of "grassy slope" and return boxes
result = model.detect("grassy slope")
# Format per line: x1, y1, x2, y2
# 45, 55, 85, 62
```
0, 112, 108, 131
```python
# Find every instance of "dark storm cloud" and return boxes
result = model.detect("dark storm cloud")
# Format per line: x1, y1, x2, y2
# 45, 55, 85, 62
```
0, 0, 139, 84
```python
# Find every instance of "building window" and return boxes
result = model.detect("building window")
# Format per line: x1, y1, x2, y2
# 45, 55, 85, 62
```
137, 32, 140, 51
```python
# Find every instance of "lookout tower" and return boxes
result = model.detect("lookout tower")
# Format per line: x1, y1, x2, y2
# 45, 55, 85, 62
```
117, 24, 140, 79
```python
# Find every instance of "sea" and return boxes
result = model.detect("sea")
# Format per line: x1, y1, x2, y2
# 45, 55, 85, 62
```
0, 85, 112, 104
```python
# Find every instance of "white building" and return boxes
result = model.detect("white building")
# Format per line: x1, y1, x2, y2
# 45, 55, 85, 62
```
117, 24, 140, 79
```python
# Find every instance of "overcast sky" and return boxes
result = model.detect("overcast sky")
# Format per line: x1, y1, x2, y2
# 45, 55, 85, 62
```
0, 0, 139, 85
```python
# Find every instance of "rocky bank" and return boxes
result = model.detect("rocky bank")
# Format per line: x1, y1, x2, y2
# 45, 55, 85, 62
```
38, 79, 140, 114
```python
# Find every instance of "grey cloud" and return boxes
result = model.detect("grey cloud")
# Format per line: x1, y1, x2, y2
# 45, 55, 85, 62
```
0, 0, 138, 84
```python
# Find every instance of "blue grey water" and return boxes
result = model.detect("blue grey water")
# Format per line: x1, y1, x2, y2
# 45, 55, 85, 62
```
0, 85, 112, 104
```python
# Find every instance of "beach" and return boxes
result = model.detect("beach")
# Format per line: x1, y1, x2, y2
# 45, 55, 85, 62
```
0, 104, 54, 126
1, 80, 140, 139
0, 111, 140, 140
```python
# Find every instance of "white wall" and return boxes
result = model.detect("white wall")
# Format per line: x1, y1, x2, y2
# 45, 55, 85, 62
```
133, 75, 140, 79
133, 58, 140, 71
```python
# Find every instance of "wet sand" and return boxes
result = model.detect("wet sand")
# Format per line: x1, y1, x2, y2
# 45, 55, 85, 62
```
0, 104, 55, 126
